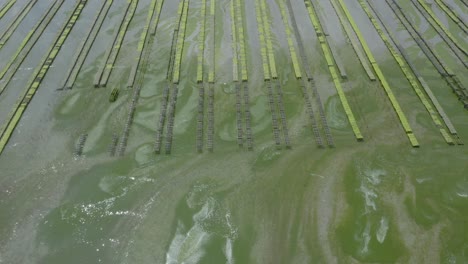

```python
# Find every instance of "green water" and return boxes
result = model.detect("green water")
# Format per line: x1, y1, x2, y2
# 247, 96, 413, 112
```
0, 0, 467, 263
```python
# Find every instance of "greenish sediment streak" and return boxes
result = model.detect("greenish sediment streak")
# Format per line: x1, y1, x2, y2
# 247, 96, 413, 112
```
196, 0, 207, 83
327, 0, 376, 81
207, 0, 215, 83
127, 0, 164, 88
434, 0, 468, 33
277, 0, 302, 79
0, 0, 88, 155
98, 0, 138, 87
333, 0, 419, 147
172, 0, 189, 84
230, 0, 239, 82
413, 0, 468, 55
259, 0, 278, 79
0, 0, 16, 20
254, 0, 270, 81
359, 0, 453, 144
236, 0, 248, 81
0, 0, 63, 95
64, 0, 114, 89
305, 0, 363, 141
0, 0, 38, 49
366, 0, 458, 137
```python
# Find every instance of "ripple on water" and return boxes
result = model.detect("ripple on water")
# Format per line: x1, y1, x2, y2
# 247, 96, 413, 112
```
58, 93, 81, 115
443, 179, 468, 207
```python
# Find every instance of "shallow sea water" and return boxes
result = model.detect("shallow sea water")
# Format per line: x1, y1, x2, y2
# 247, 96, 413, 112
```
0, 0, 467, 263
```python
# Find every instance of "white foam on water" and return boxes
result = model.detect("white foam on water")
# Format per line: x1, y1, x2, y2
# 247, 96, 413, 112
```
225, 213, 238, 239
310, 173, 326, 179
376, 217, 389, 244
166, 200, 216, 264
71, 179, 151, 220
366, 169, 386, 185
415, 177, 431, 184
166, 223, 209, 264
359, 185, 378, 211
224, 212, 237, 264
166, 224, 185, 263
358, 167, 387, 212
361, 221, 371, 254
193, 199, 215, 222
104, 210, 142, 217
224, 238, 234, 264
167, 183, 239, 263
455, 181, 468, 198
76, 175, 159, 221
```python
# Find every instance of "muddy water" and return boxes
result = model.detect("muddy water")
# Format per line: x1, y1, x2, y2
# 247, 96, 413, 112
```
0, 0, 467, 263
